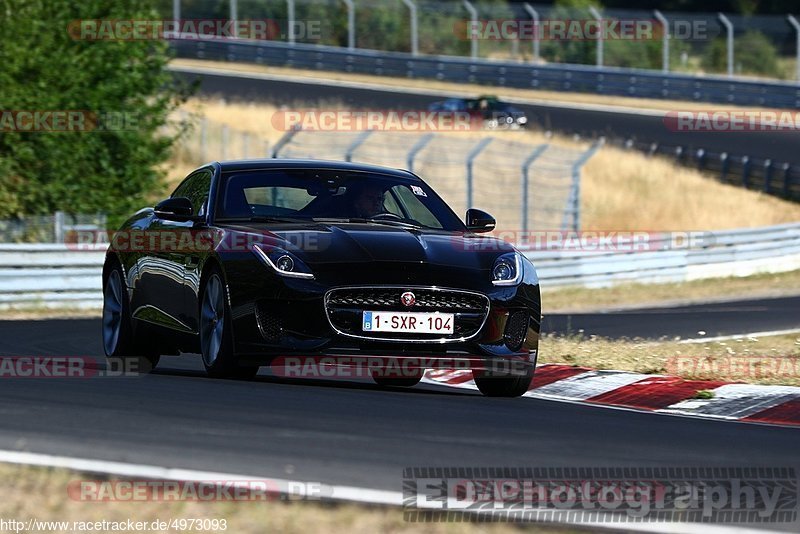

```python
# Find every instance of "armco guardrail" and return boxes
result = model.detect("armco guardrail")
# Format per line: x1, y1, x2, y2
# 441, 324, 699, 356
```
1, 224, 798, 309
171, 38, 800, 109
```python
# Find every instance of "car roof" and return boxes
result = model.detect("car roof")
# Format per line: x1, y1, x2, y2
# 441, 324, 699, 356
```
214, 158, 419, 180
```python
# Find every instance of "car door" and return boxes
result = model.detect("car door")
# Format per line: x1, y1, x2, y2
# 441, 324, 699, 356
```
140, 168, 212, 334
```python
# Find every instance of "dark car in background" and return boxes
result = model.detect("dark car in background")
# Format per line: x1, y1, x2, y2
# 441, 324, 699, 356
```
102, 160, 541, 397
428, 95, 528, 129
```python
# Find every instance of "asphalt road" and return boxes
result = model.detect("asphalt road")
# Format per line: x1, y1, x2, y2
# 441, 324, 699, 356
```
0, 317, 798, 498
174, 69, 800, 167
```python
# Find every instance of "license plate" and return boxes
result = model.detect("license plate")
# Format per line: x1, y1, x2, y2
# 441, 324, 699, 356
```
362, 311, 454, 334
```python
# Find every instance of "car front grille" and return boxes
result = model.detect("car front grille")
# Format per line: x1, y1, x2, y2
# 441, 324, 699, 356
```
325, 286, 490, 342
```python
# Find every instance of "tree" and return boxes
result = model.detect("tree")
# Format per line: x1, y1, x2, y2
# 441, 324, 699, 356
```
0, 0, 191, 225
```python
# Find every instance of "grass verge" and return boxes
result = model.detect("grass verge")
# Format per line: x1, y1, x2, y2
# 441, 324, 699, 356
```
0, 464, 572, 534
539, 333, 800, 387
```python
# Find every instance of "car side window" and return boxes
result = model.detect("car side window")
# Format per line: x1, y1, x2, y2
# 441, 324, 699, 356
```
172, 170, 212, 217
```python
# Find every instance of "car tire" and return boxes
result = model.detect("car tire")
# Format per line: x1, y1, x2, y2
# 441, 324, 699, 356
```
102, 262, 160, 374
371, 370, 423, 388
199, 267, 258, 379
473, 368, 534, 397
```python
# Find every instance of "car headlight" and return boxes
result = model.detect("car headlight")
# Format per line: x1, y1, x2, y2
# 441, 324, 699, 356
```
517, 116, 528, 124
492, 252, 523, 286
252, 244, 314, 279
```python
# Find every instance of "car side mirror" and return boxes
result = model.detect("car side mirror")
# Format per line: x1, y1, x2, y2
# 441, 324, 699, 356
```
154, 197, 195, 222
465, 208, 496, 233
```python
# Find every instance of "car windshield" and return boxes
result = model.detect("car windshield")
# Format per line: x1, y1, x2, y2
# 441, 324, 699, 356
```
215, 168, 466, 231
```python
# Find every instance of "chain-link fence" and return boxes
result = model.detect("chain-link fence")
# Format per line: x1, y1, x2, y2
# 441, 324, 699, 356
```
159, 0, 800, 80
0, 212, 107, 243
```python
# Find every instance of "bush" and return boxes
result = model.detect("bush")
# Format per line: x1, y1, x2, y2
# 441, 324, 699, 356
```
701, 30, 782, 78
0, 0, 191, 225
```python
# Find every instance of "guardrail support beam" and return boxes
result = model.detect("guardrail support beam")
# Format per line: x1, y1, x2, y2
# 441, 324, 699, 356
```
465, 137, 493, 208
718, 13, 734, 78
566, 140, 602, 231
520, 144, 548, 233
463, 0, 478, 60
345, 129, 373, 162
271, 125, 301, 158
523, 3, 540, 63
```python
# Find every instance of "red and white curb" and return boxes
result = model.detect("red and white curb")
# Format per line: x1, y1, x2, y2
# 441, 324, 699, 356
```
423, 365, 800, 426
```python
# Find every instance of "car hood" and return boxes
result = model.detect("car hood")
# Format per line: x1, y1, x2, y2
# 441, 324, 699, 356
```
219, 222, 515, 271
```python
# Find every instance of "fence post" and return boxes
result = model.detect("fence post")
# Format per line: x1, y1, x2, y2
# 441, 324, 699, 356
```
173, 0, 180, 29
54, 211, 65, 244
345, 130, 373, 162
406, 133, 434, 173
343, 0, 356, 50
520, 144, 549, 233
465, 137, 493, 208
567, 141, 602, 231
763, 159, 772, 194
463, 0, 478, 60
696, 148, 705, 170
221, 125, 229, 161
654, 10, 669, 72
720, 152, 728, 182
718, 13, 734, 77
788, 15, 800, 82
783, 163, 792, 198
523, 3, 540, 62
401, 0, 418, 56
741, 156, 750, 188
230, 0, 238, 38
200, 117, 208, 161
287, 0, 296, 45
589, 6, 603, 68
272, 125, 301, 157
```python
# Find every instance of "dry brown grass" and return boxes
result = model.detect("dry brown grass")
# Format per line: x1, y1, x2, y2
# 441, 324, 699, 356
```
172, 58, 785, 114
540, 333, 800, 386
0, 464, 569, 533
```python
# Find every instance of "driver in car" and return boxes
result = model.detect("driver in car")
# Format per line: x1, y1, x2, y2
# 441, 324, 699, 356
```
350, 183, 388, 218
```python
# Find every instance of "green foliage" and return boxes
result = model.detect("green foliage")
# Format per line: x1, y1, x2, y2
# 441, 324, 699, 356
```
0, 0, 190, 225
702, 31, 782, 78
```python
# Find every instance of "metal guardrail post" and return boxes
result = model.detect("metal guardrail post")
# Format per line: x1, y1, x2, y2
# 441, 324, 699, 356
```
463, 0, 478, 60
345, 129, 373, 162
589, 6, 603, 68
720, 152, 729, 182
520, 144, 548, 233
788, 15, 800, 82
783, 163, 792, 198
401, 0, 418, 56
523, 3, 540, 62
567, 141, 602, 231
465, 137, 493, 208
343, 0, 356, 50
654, 10, 669, 72
287, 0, 296, 45
406, 133, 434, 173
741, 155, 750, 188
718, 13, 734, 78
54, 212, 65, 244
230, 0, 238, 38
764, 159, 773, 194
271, 125, 301, 157
173, 0, 180, 24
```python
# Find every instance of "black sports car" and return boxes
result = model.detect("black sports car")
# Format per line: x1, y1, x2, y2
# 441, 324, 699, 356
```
102, 160, 541, 396
427, 95, 528, 130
